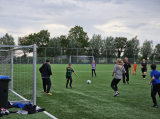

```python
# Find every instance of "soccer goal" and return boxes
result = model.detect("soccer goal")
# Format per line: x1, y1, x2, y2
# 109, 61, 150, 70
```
0, 44, 36, 105
69, 56, 94, 64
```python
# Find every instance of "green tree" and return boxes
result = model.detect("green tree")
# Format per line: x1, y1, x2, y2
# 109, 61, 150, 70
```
103, 36, 116, 58
89, 34, 103, 58
154, 44, 160, 61
67, 25, 89, 48
58, 35, 68, 48
18, 30, 50, 57
46, 37, 61, 57
114, 37, 128, 58
123, 36, 140, 60
66, 36, 82, 56
0, 33, 15, 47
140, 40, 153, 60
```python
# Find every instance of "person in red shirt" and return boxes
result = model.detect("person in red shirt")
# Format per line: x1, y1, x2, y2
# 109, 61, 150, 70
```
133, 62, 137, 75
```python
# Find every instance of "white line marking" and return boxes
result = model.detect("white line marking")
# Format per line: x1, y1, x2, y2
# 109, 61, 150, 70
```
9, 89, 58, 119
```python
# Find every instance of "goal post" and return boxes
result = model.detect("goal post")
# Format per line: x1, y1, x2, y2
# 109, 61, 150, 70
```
69, 56, 94, 64
0, 44, 37, 105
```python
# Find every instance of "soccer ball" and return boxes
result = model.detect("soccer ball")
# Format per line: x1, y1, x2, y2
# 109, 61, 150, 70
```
87, 80, 91, 84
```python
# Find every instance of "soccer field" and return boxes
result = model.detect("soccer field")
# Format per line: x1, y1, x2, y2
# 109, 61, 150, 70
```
5, 64, 160, 119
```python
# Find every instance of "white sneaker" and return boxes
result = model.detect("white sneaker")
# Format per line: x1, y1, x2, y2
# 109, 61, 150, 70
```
143, 78, 145, 80
113, 92, 119, 97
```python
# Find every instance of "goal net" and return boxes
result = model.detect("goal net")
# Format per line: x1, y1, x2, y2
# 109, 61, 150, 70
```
69, 56, 94, 64
0, 44, 36, 105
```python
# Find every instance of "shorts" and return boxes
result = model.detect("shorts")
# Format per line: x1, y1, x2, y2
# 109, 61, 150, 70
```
66, 76, 72, 80
141, 68, 147, 73
133, 68, 136, 71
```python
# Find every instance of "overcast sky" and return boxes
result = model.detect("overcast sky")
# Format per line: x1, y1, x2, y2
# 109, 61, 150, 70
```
0, 0, 160, 45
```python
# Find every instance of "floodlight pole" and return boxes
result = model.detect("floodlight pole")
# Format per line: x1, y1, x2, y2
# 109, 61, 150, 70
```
33, 44, 36, 105
11, 51, 13, 90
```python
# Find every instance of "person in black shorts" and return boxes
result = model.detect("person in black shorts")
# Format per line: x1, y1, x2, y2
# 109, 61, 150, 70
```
141, 59, 148, 80
66, 63, 77, 88
123, 57, 131, 85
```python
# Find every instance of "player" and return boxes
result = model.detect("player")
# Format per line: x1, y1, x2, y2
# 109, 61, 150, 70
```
148, 64, 160, 107
91, 61, 97, 77
141, 59, 148, 79
123, 57, 131, 84
39, 59, 52, 95
111, 58, 126, 97
133, 62, 137, 75
66, 63, 77, 88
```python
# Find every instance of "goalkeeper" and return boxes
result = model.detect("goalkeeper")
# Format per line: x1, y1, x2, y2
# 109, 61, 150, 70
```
66, 63, 77, 88
39, 59, 52, 95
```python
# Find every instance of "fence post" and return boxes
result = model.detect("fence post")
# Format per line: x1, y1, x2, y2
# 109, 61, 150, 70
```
53, 57, 54, 64
45, 47, 46, 62
92, 48, 93, 56
33, 44, 36, 105
106, 49, 107, 64
11, 51, 13, 90
61, 48, 62, 64
77, 48, 78, 64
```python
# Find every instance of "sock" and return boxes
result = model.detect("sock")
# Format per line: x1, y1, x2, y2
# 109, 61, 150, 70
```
144, 75, 146, 78
142, 75, 144, 78
154, 103, 157, 106
135, 72, 136, 74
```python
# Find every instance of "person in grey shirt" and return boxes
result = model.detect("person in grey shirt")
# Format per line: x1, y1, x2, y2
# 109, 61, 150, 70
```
111, 58, 126, 97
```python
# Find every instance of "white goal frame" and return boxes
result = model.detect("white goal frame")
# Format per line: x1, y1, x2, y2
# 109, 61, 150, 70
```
0, 44, 36, 105
69, 56, 94, 64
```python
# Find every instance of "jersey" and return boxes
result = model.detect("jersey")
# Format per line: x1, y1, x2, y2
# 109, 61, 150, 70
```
92, 63, 96, 69
114, 64, 125, 79
133, 64, 137, 69
141, 62, 147, 69
123, 61, 131, 72
66, 67, 74, 76
150, 70, 160, 85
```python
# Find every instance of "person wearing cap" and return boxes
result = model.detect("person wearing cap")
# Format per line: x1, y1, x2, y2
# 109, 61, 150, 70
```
39, 59, 52, 95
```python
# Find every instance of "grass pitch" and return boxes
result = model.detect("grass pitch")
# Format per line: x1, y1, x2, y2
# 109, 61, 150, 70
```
5, 64, 160, 119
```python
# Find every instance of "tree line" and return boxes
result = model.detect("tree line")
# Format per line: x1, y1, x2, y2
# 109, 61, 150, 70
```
0, 25, 160, 61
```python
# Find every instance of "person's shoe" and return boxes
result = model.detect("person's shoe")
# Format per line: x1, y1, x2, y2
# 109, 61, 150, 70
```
127, 81, 129, 84
46, 93, 52, 95
70, 86, 72, 88
92, 75, 93, 77
143, 78, 145, 80
151, 105, 158, 108
133, 74, 134, 75
124, 83, 126, 85
66, 86, 68, 88
113, 92, 119, 97
95, 75, 97, 77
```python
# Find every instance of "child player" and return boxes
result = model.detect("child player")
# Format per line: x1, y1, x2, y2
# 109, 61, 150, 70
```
66, 63, 77, 88
91, 61, 97, 77
133, 62, 137, 75
111, 59, 126, 97
149, 64, 160, 107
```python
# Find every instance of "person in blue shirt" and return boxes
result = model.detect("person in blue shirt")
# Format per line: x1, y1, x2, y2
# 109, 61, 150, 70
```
149, 64, 160, 107
91, 61, 97, 77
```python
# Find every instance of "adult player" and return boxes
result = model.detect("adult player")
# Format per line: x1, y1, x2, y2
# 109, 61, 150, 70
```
111, 58, 126, 97
39, 59, 52, 95
91, 61, 97, 77
123, 57, 131, 84
66, 63, 77, 88
148, 64, 160, 107
141, 59, 148, 80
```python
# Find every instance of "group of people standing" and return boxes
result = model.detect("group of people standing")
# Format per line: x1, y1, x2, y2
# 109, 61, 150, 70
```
111, 57, 160, 107
39, 58, 160, 107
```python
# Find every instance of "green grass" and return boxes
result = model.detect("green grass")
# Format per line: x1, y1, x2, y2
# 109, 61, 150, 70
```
5, 64, 160, 119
